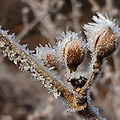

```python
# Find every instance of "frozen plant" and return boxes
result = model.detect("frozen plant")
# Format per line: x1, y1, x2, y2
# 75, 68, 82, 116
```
0, 13, 120, 120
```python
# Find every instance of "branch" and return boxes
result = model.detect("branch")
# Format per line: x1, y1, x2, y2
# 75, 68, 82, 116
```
1, 12, 119, 119
0, 27, 102, 119
0, 29, 86, 110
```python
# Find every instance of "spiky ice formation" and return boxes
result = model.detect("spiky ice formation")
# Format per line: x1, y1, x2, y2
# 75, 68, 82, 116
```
34, 45, 59, 71
0, 26, 88, 111
84, 13, 120, 59
56, 31, 86, 73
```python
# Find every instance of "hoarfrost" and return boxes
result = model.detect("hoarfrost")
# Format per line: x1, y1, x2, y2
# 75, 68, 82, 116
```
52, 88, 61, 99
34, 44, 59, 71
84, 13, 120, 53
56, 31, 87, 71
87, 92, 107, 120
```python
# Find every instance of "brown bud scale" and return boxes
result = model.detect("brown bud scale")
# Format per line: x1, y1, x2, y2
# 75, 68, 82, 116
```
95, 27, 117, 58
63, 39, 85, 72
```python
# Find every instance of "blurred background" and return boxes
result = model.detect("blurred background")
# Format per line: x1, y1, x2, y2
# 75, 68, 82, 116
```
0, 0, 120, 120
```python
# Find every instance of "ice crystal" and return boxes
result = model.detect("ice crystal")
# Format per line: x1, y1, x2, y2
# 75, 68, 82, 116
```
56, 31, 87, 75
0, 26, 60, 96
84, 13, 120, 53
87, 92, 107, 120
34, 45, 59, 71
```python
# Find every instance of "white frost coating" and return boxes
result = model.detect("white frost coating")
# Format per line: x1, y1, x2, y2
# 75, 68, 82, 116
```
35, 45, 55, 61
70, 71, 89, 80
0, 26, 64, 97
34, 44, 59, 71
84, 13, 120, 52
52, 88, 61, 99
0, 26, 35, 58
56, 31, 86, 65
87, 92, 107, 120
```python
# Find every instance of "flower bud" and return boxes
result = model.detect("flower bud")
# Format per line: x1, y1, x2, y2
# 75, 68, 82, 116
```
84, 13, 120, 59
35, 45, 59, 71
57, 31, 86, 73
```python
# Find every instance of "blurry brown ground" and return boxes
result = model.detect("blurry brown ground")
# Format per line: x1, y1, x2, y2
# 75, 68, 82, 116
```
0, 0, 120, 120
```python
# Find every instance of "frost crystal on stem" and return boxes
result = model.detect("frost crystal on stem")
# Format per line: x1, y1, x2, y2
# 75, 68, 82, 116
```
0, 26, 87, 115
35, 45, 59, 71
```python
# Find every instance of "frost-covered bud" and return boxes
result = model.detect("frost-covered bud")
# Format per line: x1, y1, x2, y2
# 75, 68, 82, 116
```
95, 27, 117, 58
84, 13, 120, 59
56, 31, 86, 73
35, 45, 59, 71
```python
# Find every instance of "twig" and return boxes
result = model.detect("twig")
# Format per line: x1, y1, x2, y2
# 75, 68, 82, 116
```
71, 0, 82, 32
0, 26, 103, 120
88, 0, 100, 12
15, 15, 46, 41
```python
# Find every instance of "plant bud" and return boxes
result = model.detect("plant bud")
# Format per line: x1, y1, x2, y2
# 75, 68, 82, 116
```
35, 46, 59, 71
57, 31, 86, 73
84, 13, 120, 59
63, 39, 85, 72
95, 27, 117, 59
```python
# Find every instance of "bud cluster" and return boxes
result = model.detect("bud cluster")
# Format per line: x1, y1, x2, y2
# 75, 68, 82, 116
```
34, 13, 120, 95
